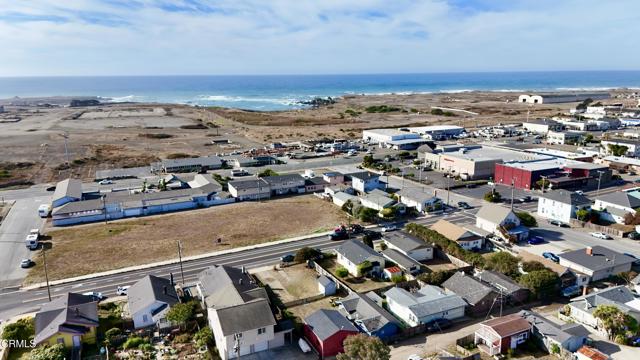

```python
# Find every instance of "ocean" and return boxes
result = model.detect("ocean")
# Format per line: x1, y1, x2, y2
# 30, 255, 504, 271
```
1, 71, 639, 111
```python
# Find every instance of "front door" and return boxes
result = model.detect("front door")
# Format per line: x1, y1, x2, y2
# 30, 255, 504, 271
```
72, 335, 81, 348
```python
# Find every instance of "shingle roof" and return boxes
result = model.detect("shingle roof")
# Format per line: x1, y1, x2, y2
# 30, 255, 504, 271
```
540, 190, 592, 206
305, 309, 358, 341
215, 299, 276, 336
348, 172, 379, 181
397, 187, 439, 203
476, 270, 526, 296
337, 292, 399, 334
127, 275, 179, 316
381, 249, 421, 271
442, 272, 495, 305
228, 178, 268, 191
34, 293, 99, 345
519, 310, 589, 345
570, 286, 638, 315
559, 246, 635, 272
481, 314, 531, 337
476, 204, 516, 225
262, 174, 305, 185
383, 232, 430, 253
335, 240, 382, 265
430, 220, 480, 242
198, 265, 268, 308
384, 285, 466, 318
596, 191, 640, 208
52, 178, 82, 203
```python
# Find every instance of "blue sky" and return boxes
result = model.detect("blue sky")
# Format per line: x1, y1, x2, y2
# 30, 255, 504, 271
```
1, 0, 639, 76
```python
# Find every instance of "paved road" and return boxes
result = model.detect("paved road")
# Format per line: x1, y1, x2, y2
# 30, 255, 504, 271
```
0, 195, 50, 289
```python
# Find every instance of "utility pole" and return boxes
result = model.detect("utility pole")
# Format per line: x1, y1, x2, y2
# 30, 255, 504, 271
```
60, 132, 70, 170
177, 240, 185, 285
596, 170, 604, 196
42, 247, 52, 301
510, 179, 515, 210
540, 175, 547, 194
102, 194, 107, 225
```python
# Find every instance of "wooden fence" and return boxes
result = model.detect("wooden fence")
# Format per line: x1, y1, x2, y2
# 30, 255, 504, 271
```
569, 219, 628, 237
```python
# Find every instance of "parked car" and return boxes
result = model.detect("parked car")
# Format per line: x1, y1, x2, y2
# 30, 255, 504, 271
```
457, 201, 472, 209
82, 291, 104, 301
407, 355, 424, 360
116, 286, 130, 296
523, 195, 533, 202
574, 190, 584, 195
590, 232, 611, 240
20, 259, 35, 268
562, 285, 582, 298
362, 230, 382, 240
528, 236, 544, 245
329, 229, 349, 241
281, 254, 295, 263
349, 224, 364, 234
425, 318, 452, 333
629, 231, 640, 240
543, 252, 560, 263
548, 219, 569, 228
381, 225, 397, 232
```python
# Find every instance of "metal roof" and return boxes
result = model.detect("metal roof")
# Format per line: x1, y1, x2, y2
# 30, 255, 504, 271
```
559, 246, 635, 272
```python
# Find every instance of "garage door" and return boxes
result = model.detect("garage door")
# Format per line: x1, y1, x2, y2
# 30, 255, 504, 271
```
254, 341, 268, 352
240, 345, 251, 356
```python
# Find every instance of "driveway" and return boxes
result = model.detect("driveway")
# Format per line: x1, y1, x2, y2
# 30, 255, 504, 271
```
240, 344, 315, 360
0, 195, 50, 289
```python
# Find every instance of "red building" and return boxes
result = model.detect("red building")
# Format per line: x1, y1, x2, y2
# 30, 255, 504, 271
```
303, 309, 359, 358
494, 160, 611, 191
474, 314, 531, 355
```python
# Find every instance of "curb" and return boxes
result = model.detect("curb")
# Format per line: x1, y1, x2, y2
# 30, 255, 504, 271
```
22, 229, 337, 290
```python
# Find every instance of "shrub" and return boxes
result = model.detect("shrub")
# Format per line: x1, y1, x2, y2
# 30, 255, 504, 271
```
516, 211, 537, 227
194, 326, 214, 348
483, 190, 502, 203
173, 333, 192, 344
417, 270, 455, 286
391, 275, 405, 284
485, 252, 521, 278
1, 318, 34, 342
357, 261, 372, 276
336, 267, 349, 278
257, 168, 279, 177
29, 344, 66, 360
576, 208, 590, 221
405, 223, 485, 268
519, 269, 560, 299
123, 336, 147, 349
166, 302, 196, 328
295, 247, 320, 262
521, 261, 547, 273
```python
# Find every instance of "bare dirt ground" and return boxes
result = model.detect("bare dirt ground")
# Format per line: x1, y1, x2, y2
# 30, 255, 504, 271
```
1, 90, 636, 186
255, 264, 322, 304
25, 195, 348, 283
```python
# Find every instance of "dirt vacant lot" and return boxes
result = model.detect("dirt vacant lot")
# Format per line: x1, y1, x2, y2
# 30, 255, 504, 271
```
26, 195, 348, 283
255, 264, 321, 304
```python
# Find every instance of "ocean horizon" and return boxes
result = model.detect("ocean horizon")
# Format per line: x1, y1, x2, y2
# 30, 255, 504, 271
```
1, 71, 639, 111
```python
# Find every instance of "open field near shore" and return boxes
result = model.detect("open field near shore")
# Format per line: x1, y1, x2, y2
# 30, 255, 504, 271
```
25, 195, 348, 283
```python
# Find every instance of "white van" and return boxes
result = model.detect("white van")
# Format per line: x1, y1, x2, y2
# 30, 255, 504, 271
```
38, 204, 51, 218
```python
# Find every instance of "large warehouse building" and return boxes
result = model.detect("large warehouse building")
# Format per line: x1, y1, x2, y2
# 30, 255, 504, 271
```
362, 129, 428, 150
405, 125, 465, 140
494, 159, 611, 190
518, 92, 609, 104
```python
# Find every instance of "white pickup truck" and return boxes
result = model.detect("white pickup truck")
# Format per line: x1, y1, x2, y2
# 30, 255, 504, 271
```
25, 229, 39, 250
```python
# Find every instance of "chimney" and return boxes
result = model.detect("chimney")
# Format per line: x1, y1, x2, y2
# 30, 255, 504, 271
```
242, 266, 246, 274
586, 247, 593, 256
582, 285, 589, 296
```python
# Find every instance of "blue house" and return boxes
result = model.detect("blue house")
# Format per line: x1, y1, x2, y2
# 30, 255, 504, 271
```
336, 292, 400, 341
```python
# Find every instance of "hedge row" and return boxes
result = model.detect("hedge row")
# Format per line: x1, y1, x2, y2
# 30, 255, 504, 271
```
405, 223, 485, 267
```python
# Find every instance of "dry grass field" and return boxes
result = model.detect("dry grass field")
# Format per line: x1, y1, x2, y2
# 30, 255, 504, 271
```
26, 195, 348, 283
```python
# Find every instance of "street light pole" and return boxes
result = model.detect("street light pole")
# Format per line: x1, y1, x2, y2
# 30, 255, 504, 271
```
510, 179, 515, 210
596, 170, 604, 196
42, 247, 52, 302
177, 240, 185, 285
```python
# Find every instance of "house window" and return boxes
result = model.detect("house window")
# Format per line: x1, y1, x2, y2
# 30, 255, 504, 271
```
258, 327, 266, 335
514, 332, 528, 344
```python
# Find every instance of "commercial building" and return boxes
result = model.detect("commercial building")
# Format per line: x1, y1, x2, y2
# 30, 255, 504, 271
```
52, 178, 83, 208
405, 125, 465, 140
558, 246, 635, 282
600, 139, 640, 157
602, 155, 640, 173
362, 128, 426, 149
494, 159, 610, 190
153, 156, 223, 173
228, 174, 306, 200
546, 131, 585, 145
518, 92, 609, 104
522, 119, 564, 134
524, 147, 593, 162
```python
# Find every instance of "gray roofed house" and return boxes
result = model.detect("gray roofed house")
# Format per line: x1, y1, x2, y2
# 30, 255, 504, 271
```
188, 173, 223, 192
348, 172, 379, 182
540, 190, 591, 206
568, 286, 640, 327
442, 272, 498, 315
558, 246, 635, 281
304, 308, 358, 341
383, 232, 430, 253
519, 310, 590, 353
476, 204, 518, 226
335, 240, 386, 276
381, 248, 422, 274
127, 275, 179, 329
228, 177, 268, 190
214, 299, 276, 336
52, 178, 83, 208
34, 292, 99, 345
262, 173, 305, 185
197, 265, 268, 308
475, 270, 529, 304
384, 285, 467, 327
337, 292, 400, 338
596, 191, 640, 209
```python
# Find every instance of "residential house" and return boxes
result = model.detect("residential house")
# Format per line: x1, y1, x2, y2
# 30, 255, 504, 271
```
197, 265, 287, 360
576, 346, 610, 360
475, 270, 529, 305
322, 172, 345, 185
382, 231, 433, 261
359, 189, 396, 211
127, 275, 179, 329
303, 309, 359, 358
476, 204, 529, 242
474, 314, 531, 355
228, 178, 270, 201
305, 177, 328, 192
519, 310, 589, 353
317, 276, 336, 296
396, 188, 442, 213
442, 272, 498, 316
335, 240, 386, 277
592, 191, 640, 224
262, 174, 306, 196
383, 266, 403, 280
52, 178, 83, 208
349, 172, 381, 193
155, 156, 223, 173
384, 285, 466, 327
325, 184, 354, 197
558, 246, 635, 282
537, 190, 592, 224
631, 273, 640, 293
381, 249, 422, 275
567, 286, 640, 329
430, 219, 484, 250
337, 292, 400, 341
332, 191, 360, 208
34, 293, 99, 348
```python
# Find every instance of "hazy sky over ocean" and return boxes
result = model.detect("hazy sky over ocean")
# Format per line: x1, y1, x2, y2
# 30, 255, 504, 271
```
1, 0, 639, 76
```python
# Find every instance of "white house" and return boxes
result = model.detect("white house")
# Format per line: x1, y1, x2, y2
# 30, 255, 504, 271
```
198, 266, 288, 360
384, 285, 466, 327
476, 204, 529, 242
600, 139, 640, 157
332, 191, 359, 208
360, 189, 396, 211
396, 188, 442, 213
127, 275, 179, 329
537, 190, 592, 224
383, 231, 433, 261
558, 246, 635, 282
335, 240, 386, 277
349, 172, 382, 193
567, 286, 640, 331
430, 219, 484, 251
592, 191, 640, 224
